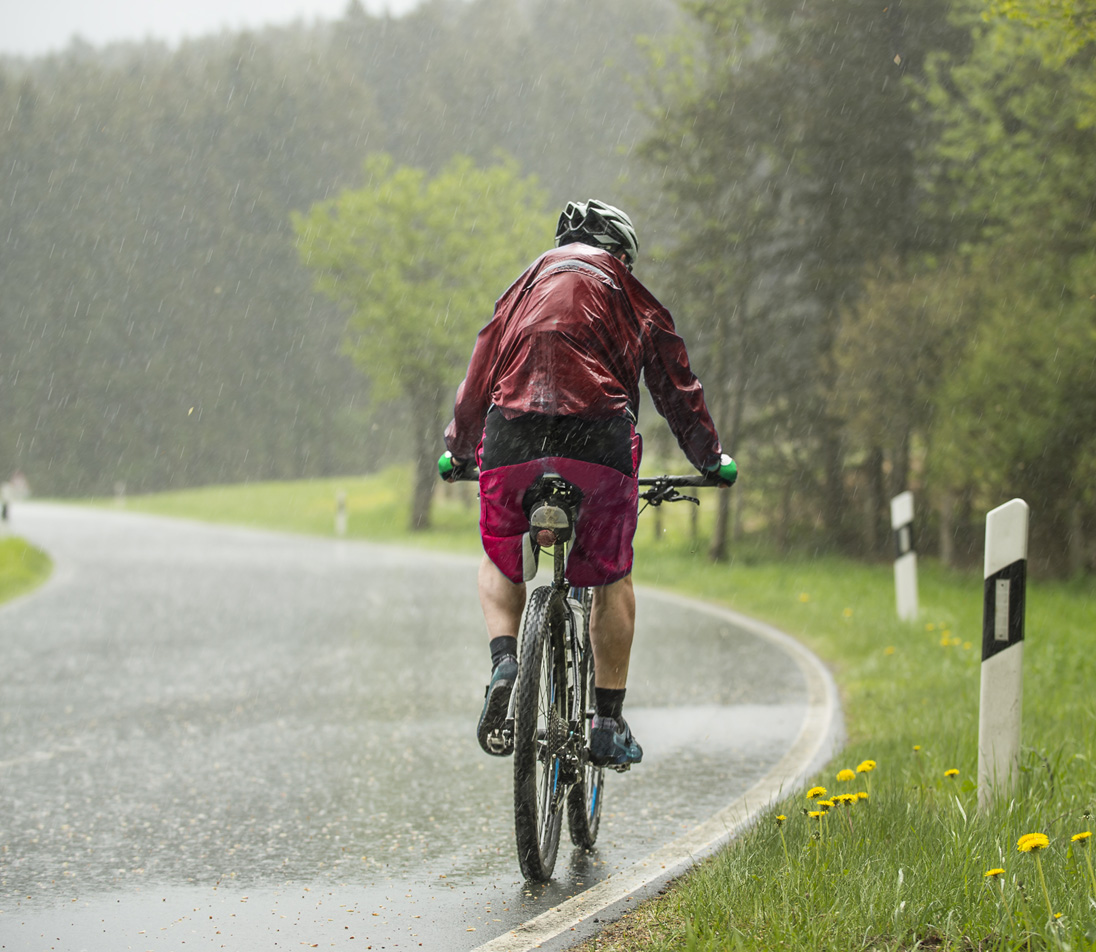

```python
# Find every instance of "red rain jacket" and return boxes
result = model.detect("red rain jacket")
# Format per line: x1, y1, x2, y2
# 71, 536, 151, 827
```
444, 244, 722, 471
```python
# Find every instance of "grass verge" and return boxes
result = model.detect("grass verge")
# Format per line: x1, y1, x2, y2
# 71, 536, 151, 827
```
0, 535, 52, 605
584, 554, 1096, 951
112, 465, 483, 552
116, 468, 1096, 950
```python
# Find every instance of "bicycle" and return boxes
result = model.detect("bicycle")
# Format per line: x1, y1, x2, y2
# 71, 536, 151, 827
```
458, 467, 723, 881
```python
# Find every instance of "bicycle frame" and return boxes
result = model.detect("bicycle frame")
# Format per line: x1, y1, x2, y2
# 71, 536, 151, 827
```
501, 556, 589, 749
455, 464, 725, 879
526, 475, 594, 779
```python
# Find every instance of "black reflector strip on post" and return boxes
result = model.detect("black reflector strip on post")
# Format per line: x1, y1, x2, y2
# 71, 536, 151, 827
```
981, 559, 1025, 661
893, 521, 914, 559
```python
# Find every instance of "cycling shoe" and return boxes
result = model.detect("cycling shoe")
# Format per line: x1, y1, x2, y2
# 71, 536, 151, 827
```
589, 714, 643, 767
477, 655, 517, 756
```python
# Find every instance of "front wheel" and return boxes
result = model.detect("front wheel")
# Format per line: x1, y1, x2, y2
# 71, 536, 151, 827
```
513, 586, 568, 881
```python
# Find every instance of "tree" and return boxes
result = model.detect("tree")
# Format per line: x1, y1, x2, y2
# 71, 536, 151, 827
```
293, 153, 555, 528
917, 2, 1096, 572
921, 1, 1096, 260
637, 0, 956, 554
984, 0, 1096, 53
828, 258, 976, 555
924, 249, 1096, 573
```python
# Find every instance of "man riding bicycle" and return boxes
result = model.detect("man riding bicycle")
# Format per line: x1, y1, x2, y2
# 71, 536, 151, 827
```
440, 199, 736, 768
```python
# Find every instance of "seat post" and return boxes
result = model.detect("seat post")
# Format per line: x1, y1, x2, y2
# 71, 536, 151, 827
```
552, 540, 568, 590
525, 474, 581, 592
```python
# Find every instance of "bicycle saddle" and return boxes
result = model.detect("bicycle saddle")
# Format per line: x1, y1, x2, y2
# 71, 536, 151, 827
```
520, 474, 584, 580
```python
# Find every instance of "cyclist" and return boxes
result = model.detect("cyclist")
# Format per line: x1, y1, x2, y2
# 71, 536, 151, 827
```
440, 199, 736, 767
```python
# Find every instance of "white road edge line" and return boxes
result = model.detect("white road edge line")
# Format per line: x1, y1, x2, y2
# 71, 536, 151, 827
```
471, 588, 845, 952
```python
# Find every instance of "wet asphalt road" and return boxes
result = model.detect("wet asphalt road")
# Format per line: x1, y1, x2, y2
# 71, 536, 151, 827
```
1, 502, 815, 951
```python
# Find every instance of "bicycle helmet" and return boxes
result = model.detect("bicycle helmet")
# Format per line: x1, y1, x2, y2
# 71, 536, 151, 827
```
554, 199, 639, 267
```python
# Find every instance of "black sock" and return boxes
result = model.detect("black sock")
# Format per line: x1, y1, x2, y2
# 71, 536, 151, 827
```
490, 636, 518, 668
595, 687, 626, 721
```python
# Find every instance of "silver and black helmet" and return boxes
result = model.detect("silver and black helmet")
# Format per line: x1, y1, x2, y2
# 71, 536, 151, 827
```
554, 199, 639, 267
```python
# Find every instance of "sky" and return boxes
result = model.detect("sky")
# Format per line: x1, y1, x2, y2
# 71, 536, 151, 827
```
2, 0, 423, 58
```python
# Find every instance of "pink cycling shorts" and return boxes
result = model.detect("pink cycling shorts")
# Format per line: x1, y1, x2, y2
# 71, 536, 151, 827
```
476, 435, 641, 588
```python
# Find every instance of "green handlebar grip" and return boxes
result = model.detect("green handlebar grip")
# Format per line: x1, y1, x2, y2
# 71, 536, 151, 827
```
438, 451, 457, 479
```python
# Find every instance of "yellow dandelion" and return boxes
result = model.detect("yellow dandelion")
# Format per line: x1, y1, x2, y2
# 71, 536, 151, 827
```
808, 810, 826, 819
835, 794, 858, 805
806, 786, 827, 800
1018, 833, 1050, 853
985, 868, 1005, 878
913, 745, 922, 752
884, 645, 896, 655
775, 814, 791, 866
1073, 832, 1096, 897
1018, 833, 1054, 919
843, 607, 853, 618
857, 791, 869, 800
836, 768, 856, 783
798, 592, 810, 603
856, 760, 876, 774
944, 768, 960, 779
817, 800, 834, 810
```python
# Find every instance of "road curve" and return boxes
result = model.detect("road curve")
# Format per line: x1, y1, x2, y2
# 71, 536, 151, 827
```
0, 502, 842, 951
471, 590, 843, 952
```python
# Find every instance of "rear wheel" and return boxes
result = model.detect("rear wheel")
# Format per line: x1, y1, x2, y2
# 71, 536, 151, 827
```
568, 587, 603, 848
513, 586, 568, 881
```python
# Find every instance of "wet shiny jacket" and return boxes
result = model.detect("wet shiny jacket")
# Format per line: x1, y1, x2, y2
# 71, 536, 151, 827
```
444, 243, 723, 471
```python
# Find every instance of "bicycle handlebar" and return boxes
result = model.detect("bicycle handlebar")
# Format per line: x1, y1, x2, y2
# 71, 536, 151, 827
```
449, 468, 725, 488
637, 473, 723, 488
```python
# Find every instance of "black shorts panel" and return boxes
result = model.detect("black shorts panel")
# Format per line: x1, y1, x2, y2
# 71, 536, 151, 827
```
480, 408, 634, 476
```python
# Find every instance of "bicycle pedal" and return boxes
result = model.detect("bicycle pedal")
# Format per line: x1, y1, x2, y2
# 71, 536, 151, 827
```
484, 727, 514, 756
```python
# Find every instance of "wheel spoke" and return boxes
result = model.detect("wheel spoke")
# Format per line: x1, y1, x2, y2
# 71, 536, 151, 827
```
567, 587, 604, 850
513, 587, 566, 881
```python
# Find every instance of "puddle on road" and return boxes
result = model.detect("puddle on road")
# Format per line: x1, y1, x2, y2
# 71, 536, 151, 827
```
1, 701, 806, 951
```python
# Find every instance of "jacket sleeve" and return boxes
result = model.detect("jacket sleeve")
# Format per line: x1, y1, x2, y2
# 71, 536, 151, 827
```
444, 317, 501, 461
640, 305, 723, 472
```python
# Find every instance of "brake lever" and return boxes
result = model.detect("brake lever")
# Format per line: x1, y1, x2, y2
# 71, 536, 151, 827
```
641, 486, 700, 508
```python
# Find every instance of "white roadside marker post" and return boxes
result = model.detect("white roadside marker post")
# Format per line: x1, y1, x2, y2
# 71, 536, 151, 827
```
891, 491, 918, 621
977, 498, 1029, 811
335, 489, 348, 537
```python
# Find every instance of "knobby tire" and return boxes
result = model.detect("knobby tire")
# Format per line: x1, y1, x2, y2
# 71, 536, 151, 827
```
567, 587, 603, 848
513, 586, 568, 881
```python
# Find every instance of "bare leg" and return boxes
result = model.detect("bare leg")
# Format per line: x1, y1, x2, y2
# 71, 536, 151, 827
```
590, 574, 635, 689
478, 554, 526, 643
475, 555, 525, 755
